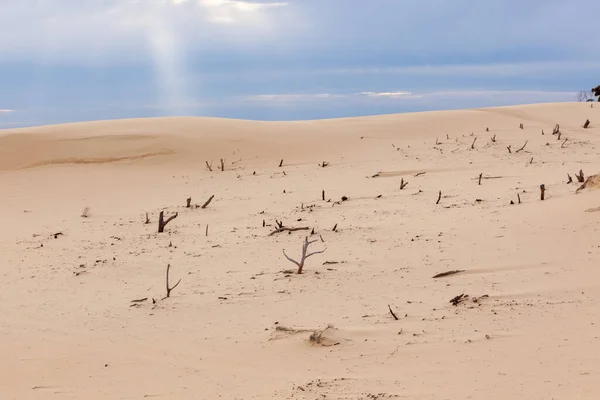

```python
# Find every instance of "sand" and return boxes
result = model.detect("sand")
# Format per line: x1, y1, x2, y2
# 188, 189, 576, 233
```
1, 102, 599, 399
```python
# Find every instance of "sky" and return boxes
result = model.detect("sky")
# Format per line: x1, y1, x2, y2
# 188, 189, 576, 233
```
0, 0, 599, 128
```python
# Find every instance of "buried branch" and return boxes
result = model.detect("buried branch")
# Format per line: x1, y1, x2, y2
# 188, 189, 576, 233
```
282, 236, 326, 274
201, 195, 215, 209
270, 226, 310, 236
515, 141, 528, 153
400, 178, 409, 190
164, 264, 182, 299
575, 169, 585, 183
158, 211, 178, 233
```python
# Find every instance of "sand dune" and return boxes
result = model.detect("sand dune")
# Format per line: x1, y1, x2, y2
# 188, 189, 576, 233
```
1, 102, 600, 399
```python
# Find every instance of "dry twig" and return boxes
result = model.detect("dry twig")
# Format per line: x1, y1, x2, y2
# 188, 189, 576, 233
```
282, 236, 326, 274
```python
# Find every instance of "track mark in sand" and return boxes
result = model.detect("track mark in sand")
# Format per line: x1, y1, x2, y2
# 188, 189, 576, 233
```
59, 133, 160, 142
21, 150, 175, 169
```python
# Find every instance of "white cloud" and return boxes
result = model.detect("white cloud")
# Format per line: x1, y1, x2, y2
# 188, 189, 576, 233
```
359, 91, 412, 97
246, 90, 577, 105
0, 109, 15, 113
0, 0, 290, 63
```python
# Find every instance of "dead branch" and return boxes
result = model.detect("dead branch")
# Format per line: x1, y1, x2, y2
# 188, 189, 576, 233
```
486, 127, 489, 132
561, 138, 568, 148
507, 145, 512, 153
518, 193, 521, 204
576, 169, 585, 183
530, 157, 533, 164
282, 236, 326, 274
433, 270, 465, 278
279, 159, 284, 168
567, 174, 573, 184
415, 172, 426, 177
165, 264, 182, 298
584, 119, 590, 129
158, 211, 178, 233
145, 212, 150, 224
186, 197, 192, 208
478, 173, 482, 185
219, 158, 225, 172
332, 224, 338, 232
540, 184, 546, 201
552, 124, 560, 135
436, 190, 442, 205
269, 226, 310, 236
388, 305, 399, 320
319, 161, 329, 167
491, 134, 496, 142
400, 178, 409, 190
205, 161, 213, 172
470, 137, 477, 149
322, 190, 325, 201
515, 141, 528, 153
81, 207, 90, 218
450, 294, 469, 306
205, 225, 209, 236
519, 123, 524, 129
201, 195, 215, 209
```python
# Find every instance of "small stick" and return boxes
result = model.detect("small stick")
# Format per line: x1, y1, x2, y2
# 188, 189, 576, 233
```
584, 119, 590, 129
186, 197, 192, 208
471, 137, 477, 149
415, 172, 426, 177
262, 219, 266, 227
205, 161, 213, 172
436, 190, 442, 205
530, 157, 534, 164
576, 169, 585, 183
205, 225, 209, 236
388, 305, 399, 320
561, 138, 568, 148
201, 195, 215, 209
491, 134, 496, 142
519, 123, 524, 129
145, 212, 150, 224
478, 173, 482, 185
165, 264, 182, 298
400, 178, 409, 190
542, 129, 544, 135
507, 145, 512, 153
279, 159, 284, 167
518, 193, 521, 204
436, 137, 440, 145
446, 133, 450, 139
515, 141, 528, 153
540, 184, 546, 201
332, 224, 338, 232
567, 174, 573, 184
322, 190, 325, 201
220, 158, 225, 171
486, 127, 489, 132
552, 124, 560, 135
557, 132, 562, 140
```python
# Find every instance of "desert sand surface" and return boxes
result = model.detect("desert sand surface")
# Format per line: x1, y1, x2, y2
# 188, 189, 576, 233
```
1, 102, 600, 399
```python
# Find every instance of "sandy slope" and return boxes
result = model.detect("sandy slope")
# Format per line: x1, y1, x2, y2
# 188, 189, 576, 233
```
1, 102, 600, 399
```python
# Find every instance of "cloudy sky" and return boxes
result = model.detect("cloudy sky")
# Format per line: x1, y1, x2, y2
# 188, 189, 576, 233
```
0, 0, 599, 127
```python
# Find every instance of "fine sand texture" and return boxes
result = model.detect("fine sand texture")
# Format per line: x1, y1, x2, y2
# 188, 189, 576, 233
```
1, 102, 600, 399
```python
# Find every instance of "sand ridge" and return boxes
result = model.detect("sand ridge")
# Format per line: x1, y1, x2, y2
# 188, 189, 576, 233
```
1, 102, 600, 399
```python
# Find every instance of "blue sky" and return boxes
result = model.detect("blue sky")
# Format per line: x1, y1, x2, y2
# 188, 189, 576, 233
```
0, 0, 599, 128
